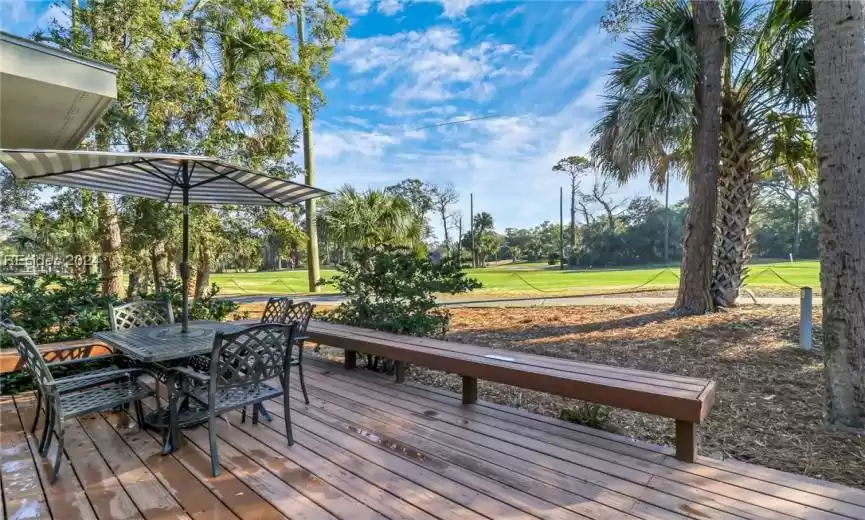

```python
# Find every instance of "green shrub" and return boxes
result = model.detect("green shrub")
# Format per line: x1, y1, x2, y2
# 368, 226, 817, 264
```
558, 403, 612, 430
0, 274, 244, 394
0, 274, 118, 346
150, 279, 244, 322
325, 245, 481, 338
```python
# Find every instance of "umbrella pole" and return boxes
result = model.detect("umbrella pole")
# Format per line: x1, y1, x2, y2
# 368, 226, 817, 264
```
181, 162, 190, 333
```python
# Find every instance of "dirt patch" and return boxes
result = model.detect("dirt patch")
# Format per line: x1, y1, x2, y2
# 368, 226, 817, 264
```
354, 305, 863, 490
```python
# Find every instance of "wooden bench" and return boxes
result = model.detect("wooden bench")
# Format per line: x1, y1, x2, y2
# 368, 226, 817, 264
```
306, 320, 716, 463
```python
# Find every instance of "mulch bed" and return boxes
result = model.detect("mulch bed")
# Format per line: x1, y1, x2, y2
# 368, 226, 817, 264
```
397, 305, 864, 490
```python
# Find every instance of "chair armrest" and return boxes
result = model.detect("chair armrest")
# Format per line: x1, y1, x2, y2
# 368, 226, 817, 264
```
295, 334, 310, 342
172, 366, 211, 382
56, 367, 140, 385
37, 340, 116, 368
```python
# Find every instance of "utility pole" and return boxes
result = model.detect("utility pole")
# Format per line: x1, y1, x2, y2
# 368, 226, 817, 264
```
469, 193, 475, 268
559, 186, 565, 270
297, 4, 320, 292
457, 214, 463, 264
664, 174, 670, 265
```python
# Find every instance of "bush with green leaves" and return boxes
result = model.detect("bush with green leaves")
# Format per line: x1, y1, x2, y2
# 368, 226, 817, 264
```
326, 245, 481, 338
0, 274, 118, 347
149, 279, 244, 323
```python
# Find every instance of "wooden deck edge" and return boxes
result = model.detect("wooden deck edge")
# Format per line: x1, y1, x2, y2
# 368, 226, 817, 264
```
1, 340, 114, 374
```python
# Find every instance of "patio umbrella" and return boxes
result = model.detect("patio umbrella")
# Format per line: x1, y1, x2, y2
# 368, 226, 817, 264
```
0, 148, 330, 332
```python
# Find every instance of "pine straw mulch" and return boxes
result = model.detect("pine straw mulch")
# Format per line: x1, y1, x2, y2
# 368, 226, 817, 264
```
393, 306, 864, 490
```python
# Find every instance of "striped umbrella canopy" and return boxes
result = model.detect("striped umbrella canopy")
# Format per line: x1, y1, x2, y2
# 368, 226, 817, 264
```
0, 148, 331, 332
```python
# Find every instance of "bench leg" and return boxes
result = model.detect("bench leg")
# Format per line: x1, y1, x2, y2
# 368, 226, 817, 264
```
462, 376, 477, 404
394, 361, 405, 383
675, 420, 697, 463
344, 350, 357, 370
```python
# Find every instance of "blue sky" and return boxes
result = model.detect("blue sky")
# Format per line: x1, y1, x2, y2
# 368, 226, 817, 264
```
2, 0, 687, 237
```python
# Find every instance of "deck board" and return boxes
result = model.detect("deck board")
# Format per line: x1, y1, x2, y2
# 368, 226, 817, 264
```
298, 363, 859, 520
2, 357, 863, 520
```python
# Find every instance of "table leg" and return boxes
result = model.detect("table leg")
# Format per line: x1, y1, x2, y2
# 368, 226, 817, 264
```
162, 371, 179, 455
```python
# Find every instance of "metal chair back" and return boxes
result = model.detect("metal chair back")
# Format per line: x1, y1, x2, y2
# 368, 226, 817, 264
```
3, 325, 58, 407
284, 301, 314, 333
260, 297, 292, 324
108, 299, 174, 331
210, 323, 296, 392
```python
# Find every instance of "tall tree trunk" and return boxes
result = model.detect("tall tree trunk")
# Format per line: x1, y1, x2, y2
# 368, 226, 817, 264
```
126, 270, 141, 299
440, 208, 450, 257
792, 190, 801, 259
570, 182, 577, 250
97, 193, 123, 296
713, 93, 759, 308
297, 5, 321, 292
674, 0, 725, 315
150, 240, 168, 292
813, 0, 865, 429
194, 237, 211, 300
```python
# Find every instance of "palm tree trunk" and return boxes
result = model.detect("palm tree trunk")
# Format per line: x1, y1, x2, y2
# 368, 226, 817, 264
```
674, 0, 725, 315
813, 0, 865, 429
712, 93, 759, 308
97, 193, 123, 296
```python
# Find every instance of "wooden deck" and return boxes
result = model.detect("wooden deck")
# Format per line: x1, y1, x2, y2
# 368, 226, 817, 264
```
2, 357, 864, 520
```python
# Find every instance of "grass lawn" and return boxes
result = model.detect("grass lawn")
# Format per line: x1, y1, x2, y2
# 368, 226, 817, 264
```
1, 260, 820, 298
209, 260, 820, 298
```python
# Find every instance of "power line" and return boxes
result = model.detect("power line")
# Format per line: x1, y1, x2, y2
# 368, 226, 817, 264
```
412, 113, 517, 131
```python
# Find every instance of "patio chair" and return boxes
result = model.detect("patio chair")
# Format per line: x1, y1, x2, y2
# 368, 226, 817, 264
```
260, 296, 293, 323
0, 321, 135, 442
173, 322, 297, 477
242, 299, 311, 422
108, 299, 175, 331
2, 325, 152, 483
284, 301, 314, 405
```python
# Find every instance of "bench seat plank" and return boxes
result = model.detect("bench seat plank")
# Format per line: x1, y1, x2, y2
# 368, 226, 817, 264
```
306, 320, 716, 463
307, 321, 714, 423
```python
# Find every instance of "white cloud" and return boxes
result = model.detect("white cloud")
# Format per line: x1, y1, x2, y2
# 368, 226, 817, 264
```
316, 130, 400, 159
37, 3, 71, 30
365, 0, 497, 18
377, 0, 403, 15
336, 0, 373, 15
384, 105, 458, 118
2, 0, 34, 26
435, 0, 500, 17
335, 27, 531, 104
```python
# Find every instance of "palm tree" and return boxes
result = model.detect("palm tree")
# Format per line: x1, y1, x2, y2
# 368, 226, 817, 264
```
592, 0, 814, 309
320, 186, 422, 252
812, 0, 865, 429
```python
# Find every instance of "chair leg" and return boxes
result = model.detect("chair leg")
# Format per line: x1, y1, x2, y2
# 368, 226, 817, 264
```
298, 361, 310, 405
252, 404, 260, 425
284, 393, 294, 446
31, 389, 42, 434
241, 407, 247, 423
49, 431, 64, 484
209, 414, 220, 477
255, 403, 272, 422
39, 409, 54, 456
134, 401, 145, 428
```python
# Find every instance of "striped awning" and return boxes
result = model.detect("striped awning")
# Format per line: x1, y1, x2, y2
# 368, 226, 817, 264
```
0, 149, 330, 206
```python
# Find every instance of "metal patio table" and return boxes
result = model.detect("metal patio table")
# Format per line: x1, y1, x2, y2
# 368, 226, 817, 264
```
94, 320, 246, 454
